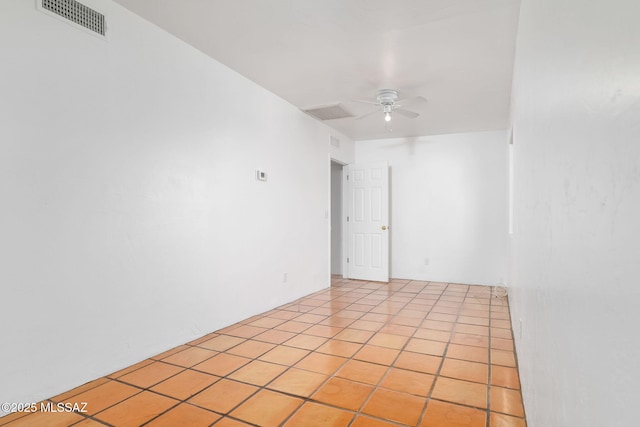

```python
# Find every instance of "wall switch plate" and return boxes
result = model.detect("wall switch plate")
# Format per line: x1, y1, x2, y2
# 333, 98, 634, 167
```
518, 318, 523, 339
256, 170, 267, 181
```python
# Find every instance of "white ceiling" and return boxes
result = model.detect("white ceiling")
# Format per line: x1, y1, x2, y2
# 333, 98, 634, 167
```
113, 0, 521, 140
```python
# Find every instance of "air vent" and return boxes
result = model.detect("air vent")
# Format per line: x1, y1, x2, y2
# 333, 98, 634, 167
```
303, 104, 354, 121
39, 0, 106, 38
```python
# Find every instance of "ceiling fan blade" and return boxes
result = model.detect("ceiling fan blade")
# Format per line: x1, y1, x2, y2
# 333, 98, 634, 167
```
355, 108, 381, 120
394, 108, 420, 119
352, 99, 380, 105
396, 96, 427, 108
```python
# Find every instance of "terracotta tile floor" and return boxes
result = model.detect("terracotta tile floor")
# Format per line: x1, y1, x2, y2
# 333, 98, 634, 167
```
1, 278, 527, 426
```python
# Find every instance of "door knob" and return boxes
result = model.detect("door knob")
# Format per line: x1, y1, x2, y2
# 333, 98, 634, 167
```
381, 225, 387, 230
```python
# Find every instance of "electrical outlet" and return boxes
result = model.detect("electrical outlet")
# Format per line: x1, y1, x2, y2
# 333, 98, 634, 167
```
283, 273, 288, 283
424, 258, 430, 266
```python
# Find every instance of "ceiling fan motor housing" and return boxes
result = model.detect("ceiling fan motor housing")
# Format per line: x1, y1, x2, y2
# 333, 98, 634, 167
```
377, 89, 398, 106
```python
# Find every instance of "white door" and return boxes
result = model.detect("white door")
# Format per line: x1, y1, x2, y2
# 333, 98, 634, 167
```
344, 162, 389, 282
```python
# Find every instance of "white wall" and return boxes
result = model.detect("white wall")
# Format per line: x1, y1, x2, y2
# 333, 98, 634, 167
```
0, 0, 353, 412
509, 0, 640, 425
330, 135, 355, 166
356, 131, 508, 285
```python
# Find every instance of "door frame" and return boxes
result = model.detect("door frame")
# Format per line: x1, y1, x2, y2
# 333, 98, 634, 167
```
329, 157, 347, 280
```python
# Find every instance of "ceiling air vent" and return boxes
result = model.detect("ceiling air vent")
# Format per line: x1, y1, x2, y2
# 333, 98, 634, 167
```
39, 0, 107, 38
303, 104, 354, 121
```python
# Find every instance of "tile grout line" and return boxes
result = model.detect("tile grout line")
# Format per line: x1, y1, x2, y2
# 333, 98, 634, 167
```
505, 291, 528, 426
344, 279, 429, 426
360, 281, 500, 421
370, 280, 469, 423
379, 280, 451, 426
322, 280, 402, 426
189, 279, 379, 426
104, 289, 340, 426
486, 288, 495, 427
278, 280, 387, 427
5, 279, 524, 427
275, 279, 417, 426
415, 281, 471, 427
211, 288, 349, 424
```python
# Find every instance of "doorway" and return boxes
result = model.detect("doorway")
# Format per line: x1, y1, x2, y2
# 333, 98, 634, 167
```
330, 160, 344, 277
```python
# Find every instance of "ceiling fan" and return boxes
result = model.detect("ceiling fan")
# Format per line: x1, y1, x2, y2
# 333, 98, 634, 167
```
354, 89, 426, 125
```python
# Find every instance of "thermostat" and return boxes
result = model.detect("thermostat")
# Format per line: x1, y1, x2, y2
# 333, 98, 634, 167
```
256, 170, 268, 181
